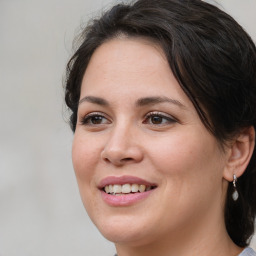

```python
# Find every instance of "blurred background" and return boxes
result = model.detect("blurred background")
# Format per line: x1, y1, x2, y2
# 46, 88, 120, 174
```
0, 0, 255, 255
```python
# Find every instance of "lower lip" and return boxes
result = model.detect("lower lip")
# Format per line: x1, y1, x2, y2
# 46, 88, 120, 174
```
100, 189, 154, 206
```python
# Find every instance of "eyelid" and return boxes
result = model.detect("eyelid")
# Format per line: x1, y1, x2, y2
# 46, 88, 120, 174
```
80, 111, 111, 125
79, 111, 178, 126
144, 111, 178, 124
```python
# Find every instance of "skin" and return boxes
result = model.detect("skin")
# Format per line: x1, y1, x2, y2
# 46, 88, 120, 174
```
72, 38, 248, 256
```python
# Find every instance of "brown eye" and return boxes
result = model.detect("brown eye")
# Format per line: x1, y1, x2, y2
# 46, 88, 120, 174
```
91, 116, 104, 124
143, 112, 177, 126
81, 113, 110, 125
151, 116, 163, 124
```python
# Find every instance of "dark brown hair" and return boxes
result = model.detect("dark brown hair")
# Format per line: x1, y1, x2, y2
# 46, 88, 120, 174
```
65, 0, 256, 247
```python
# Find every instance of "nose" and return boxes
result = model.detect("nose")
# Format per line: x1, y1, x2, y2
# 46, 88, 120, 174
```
101, 123, 143, 166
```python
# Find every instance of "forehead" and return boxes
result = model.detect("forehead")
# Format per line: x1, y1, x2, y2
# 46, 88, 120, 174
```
81, 37, 184, 97
86, 37, 167, 76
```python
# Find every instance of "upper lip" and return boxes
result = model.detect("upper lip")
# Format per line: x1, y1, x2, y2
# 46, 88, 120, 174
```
98, 175, 157, 189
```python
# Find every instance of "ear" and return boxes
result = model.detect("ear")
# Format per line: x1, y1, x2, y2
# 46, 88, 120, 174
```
223, 126, 255, 182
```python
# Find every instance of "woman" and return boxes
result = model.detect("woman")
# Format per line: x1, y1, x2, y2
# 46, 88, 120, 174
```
64, 0, 256, 255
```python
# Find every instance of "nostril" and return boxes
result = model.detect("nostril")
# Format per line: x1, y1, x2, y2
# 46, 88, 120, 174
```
103, 158, 111, 163
103, 157, 134, 165
121, 158, 133, 162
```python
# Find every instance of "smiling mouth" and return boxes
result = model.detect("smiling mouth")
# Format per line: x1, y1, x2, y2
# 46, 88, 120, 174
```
103, 184, 157, 195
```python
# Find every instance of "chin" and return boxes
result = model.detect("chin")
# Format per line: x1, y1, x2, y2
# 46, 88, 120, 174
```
92, 214, 154, 246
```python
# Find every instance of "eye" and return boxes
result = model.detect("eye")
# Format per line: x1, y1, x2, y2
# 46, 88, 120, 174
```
80, 112, 110, 126
143, 112, 176, 126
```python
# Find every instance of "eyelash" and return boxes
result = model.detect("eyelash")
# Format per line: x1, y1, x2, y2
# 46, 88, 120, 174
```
80, 111, 177, 127
143, 111, 177, 125
80, 112, 110, 126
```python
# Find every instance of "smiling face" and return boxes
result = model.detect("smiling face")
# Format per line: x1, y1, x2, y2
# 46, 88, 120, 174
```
72, 38, 229, 248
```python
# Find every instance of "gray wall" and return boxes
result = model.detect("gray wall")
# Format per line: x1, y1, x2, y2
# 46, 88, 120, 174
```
0, 0, 255, 255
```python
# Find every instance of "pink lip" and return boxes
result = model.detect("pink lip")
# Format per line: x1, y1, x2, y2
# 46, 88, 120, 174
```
98, 175, 157, 207
98, 175, 156, 188
101, 190, 154, 206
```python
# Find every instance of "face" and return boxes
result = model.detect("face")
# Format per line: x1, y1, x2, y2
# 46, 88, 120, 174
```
72, 38, 229, 247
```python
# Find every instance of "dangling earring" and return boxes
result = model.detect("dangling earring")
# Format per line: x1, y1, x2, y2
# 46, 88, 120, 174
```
232, 174, 239, 201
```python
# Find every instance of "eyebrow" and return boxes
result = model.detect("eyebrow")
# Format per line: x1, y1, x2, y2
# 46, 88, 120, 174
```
79, 95, 185, 109
79, 96, 109, 106
136, 96, 186, 108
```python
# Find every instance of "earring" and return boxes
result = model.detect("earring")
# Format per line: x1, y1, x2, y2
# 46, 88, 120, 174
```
232, 174, 239, 201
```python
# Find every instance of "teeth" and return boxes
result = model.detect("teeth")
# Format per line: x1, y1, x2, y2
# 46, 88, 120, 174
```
104, 184, 153, 194
122, 184, 131, 193
131, 184, 139, 192
139, 184, 146, 192
146, 186, 151, 191
105, 185, 110, 194
113, 185, 122, 194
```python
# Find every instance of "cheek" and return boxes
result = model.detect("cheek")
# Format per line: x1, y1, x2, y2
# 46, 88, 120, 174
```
72, 133, 101, 180
72, 134, 100, 212
147, 128, 223, 196
146, 131, 224, 227
149, 133, 202, 171
71, 137, 102, 220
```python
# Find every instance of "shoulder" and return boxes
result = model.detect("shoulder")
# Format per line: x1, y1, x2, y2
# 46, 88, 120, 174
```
239, 248, 256, 256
